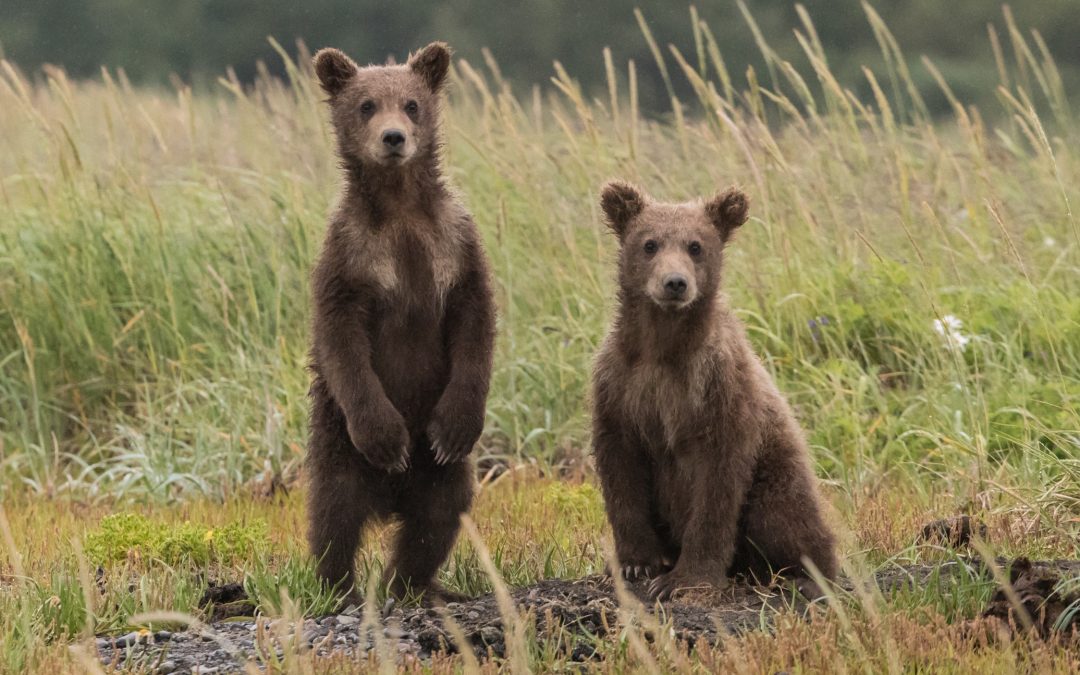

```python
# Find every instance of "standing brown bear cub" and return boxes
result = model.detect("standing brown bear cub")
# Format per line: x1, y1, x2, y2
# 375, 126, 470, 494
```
306, 43, 495, 602
592, 182, 837, 600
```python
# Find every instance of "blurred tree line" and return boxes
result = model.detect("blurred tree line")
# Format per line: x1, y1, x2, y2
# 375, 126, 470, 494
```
2, 0, 1078, 116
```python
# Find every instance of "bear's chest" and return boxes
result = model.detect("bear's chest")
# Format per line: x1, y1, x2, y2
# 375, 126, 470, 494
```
354, 219, 462, 309
618, 357, 710, 452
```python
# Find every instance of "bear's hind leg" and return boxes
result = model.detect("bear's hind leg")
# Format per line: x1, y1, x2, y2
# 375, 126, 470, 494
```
307, 383, 393, 598
385, 455, 474, 603
736, 436, 838, 583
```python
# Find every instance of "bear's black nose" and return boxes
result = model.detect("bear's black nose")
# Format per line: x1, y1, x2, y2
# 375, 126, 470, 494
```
663, 274, 688, 296
382, 129, 406, 148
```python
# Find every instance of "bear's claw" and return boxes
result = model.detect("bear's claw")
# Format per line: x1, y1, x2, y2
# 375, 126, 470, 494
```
648, 574, 679, 601
622, 564, 654, 581
430, 431, 456, 465
647, 570, 727, 601
426, 407, 480, 465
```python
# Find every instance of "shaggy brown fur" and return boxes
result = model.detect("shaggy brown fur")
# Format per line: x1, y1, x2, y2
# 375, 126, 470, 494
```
306, 43, 496, 602
592, 182, 838, 600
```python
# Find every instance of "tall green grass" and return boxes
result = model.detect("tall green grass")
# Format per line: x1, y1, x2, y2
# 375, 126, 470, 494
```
0, 4, 1077, 537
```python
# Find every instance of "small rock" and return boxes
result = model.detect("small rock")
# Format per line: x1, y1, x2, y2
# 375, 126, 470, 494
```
570, 642, 598, 661
113, 631, 141, 648
479, 626, 502, 644
416, 628, 449, 653
336, 614, 359, 627
919, 515, 987, 547
154, 630, 173, 642
155, 660, 178, 674
199, 583, 247, 607
466, 611, 480, 620
384, 625, 408, 639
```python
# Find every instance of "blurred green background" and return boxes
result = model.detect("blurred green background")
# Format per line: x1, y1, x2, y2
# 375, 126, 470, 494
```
2, 0, 1079, 116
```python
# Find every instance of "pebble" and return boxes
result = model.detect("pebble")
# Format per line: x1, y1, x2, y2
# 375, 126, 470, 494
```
336, 614, 359, 627
479, 626, 502, 644
112, 631, 141, 648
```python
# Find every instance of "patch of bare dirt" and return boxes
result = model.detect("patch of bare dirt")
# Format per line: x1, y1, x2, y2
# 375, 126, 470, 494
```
401, 574, 804, 660
979, 557, 1080, 641
97, 558, 1080, 672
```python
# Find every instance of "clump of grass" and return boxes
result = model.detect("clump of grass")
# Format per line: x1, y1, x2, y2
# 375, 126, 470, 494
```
84, 512, 270, 568
244, 556, 344, 618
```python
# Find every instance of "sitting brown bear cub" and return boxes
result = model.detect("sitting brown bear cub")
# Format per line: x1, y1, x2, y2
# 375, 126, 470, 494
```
592, 182, 838, 600
306, 43, 495, 602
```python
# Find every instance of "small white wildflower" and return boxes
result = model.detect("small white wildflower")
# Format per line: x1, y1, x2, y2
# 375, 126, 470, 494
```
1044, 236, 1057, 248
933, 314, 962, 335
933, 314, 970, 352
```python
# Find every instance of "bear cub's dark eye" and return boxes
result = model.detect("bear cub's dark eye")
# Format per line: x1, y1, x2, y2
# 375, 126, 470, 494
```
688, 241, 702, 256
643, 240, 659, 255
404, 100, 419, 115
359, 100, 376, 115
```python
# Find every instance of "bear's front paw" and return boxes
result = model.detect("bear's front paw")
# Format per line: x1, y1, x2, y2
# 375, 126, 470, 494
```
619, 557, 668, 582
613, 545, 669, 582
647, 566, 728, 601
346, 403, 410, 473
427, 392, 484, 465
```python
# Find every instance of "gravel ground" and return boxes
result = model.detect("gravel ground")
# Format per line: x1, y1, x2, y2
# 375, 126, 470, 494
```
95, 558, 1080, 673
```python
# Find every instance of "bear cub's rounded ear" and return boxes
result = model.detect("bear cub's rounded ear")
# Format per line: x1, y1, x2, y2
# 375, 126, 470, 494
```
705, 187, 749, 241
314, 48, 359, 96
601, 181, 646, 238
409, 42, 452, 92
